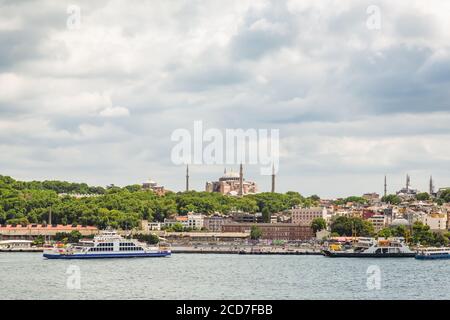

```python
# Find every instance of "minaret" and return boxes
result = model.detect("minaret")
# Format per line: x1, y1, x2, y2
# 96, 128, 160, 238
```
384, 175, 387, 197
271, 164, 275, 193
239, 163, 243, 196
429, 175, 434, 195
185, 164, 189, 192
406, 174, 410, 191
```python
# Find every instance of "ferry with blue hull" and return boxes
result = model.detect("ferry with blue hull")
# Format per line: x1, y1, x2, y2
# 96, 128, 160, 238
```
43, 230, 171, 259
415, 248, 450, 260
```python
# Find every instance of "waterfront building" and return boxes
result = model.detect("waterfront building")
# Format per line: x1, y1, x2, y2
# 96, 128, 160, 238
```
231, 212, 264, 224
203, 215, 232, 232
140, 220, 162, 232
163, 216, 188, 228
187, 214, 204, 230
163, 214, 205, 230
205, 167, 257, 196
0, 224, 98, 240
290, 207, 328, 226
221, 223, 314, 240
164, 231, 250, 243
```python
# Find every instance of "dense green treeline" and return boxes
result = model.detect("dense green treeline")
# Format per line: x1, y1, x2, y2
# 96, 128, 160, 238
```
0, 175, 317, 229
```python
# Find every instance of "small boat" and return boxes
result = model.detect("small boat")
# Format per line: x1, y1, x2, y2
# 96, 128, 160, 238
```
43, 230, 171, 259
322, 237, 415, 258
415, 247, 450, 260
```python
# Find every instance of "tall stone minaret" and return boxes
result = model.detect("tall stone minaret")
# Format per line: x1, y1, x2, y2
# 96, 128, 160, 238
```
239, 163, 243, 196
271, 164, 276, 193
185, 164, 189, 192
384, 175, 387, 197
429, 175, 434, 195
406, 174, 410, 191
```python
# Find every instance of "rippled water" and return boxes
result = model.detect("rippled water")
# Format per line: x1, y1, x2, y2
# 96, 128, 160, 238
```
1, 253, 449, 299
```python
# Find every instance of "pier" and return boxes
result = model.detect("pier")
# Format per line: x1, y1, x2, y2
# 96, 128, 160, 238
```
171, 245, 322, 255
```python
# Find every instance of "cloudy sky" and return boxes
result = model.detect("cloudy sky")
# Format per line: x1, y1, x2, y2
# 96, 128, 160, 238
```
1, 0, 450, 198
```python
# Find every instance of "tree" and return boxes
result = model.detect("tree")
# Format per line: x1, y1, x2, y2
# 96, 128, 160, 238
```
171, 222, 184, 232
330, 216, 374, 237
262, 207, 271, 223
416, 192, 430, 201
311, 217, 327, 233
433, 233, 449, 247
439, 189, 450, 203
381, 194, 401, 205
250, 225, 262, 240
135, 233, 160, 244
377, 228, 392, 238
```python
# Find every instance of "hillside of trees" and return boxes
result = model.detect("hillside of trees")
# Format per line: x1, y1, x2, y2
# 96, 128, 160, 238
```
0, 175, 318, 230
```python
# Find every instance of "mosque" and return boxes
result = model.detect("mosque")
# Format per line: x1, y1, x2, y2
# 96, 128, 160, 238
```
205, 165, 258, 196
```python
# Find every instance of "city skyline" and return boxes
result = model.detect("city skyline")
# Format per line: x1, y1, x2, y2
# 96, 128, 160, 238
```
1, 0, 450, 198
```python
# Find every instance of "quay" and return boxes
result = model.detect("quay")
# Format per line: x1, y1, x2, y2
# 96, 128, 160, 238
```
0, 247, 44, 252
171, 246, 322, 255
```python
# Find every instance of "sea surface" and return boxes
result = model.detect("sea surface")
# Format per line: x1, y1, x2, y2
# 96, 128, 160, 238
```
1, 253, 449, 299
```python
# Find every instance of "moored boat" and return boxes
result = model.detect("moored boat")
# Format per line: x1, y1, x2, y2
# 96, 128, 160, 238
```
415, 247, 450, 260
43, 230, 171, 259
322, 237, 415, 258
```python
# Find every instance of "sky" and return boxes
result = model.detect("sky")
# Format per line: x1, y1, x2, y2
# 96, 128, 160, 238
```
1, 0, 450, 198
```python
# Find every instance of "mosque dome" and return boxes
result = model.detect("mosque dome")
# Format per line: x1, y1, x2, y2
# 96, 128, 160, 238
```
390, 218, 410, 227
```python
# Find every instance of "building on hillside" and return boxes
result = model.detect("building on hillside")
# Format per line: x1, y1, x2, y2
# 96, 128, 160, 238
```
420, 213, 448, 231
363, 193, 380, 203
221, 223, 314, 240
290, 207, 328, 226
368, 215, 387, 233
205, 166, 257, 196
396, 174, 418, 199
142, 178, 166, 196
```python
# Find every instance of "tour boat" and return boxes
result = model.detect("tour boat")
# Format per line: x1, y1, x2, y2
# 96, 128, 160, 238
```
322, 237, 415, 258
43, 230, 171, 259
415, 247, 450, 260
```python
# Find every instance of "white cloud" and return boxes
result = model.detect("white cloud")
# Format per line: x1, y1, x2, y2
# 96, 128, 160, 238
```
99, 106, 130, 118
0, 0, 449, 197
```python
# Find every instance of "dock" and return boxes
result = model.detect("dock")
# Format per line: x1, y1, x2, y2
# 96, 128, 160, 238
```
171, 246, 322, 255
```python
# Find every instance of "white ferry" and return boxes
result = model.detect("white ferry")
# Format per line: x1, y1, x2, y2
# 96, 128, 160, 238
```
415, 247, 450, 260
322, 237, 415, 258
43, 230, 171, 259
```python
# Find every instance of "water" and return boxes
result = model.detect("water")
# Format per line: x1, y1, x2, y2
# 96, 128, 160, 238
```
1, 253, 449, 299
